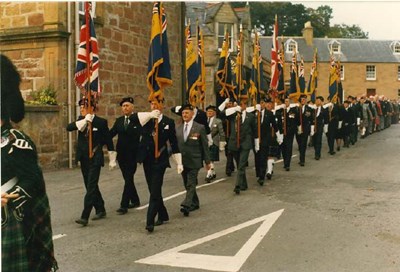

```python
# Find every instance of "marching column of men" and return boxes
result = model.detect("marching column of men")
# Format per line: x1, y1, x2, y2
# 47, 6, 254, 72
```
67, 93, 399, 232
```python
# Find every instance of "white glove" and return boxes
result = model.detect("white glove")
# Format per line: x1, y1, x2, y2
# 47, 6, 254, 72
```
297, 125, 303, 134
218, 98, 230, 112
108, 151, 117, 170
207, 134, 213, 147
219, 141, 226, 151
310, 125, 315, 136
85, 113, 94, 122
255, 104, 261, 112
138, 110, 160, 126
323, 124, 328, 134
235, 105, 242, 112
338, 121, 343, 129
76, 119, 88, 132
225, 106, 240, 116
357, 117, 360, 126
246, 106, 256, 113
172, 153, 184, 174
175, 106, 182, 114
254, 138, 260, 152
276, 132, 283, 145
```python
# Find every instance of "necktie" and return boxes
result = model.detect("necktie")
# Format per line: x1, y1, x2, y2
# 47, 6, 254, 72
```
184, 123, 188, 141
124, 116, 129, 130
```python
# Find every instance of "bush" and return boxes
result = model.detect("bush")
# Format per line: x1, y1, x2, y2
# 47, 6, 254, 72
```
28, 85, 58, 105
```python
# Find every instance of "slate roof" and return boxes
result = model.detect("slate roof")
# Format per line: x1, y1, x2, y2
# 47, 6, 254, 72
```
260, 37, 400, 63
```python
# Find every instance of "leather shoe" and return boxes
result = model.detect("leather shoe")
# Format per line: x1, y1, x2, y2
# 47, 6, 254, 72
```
189, 205, 199, 212
329, 151, 336, 155
299, 162, 305, 167
128, 203, 140, 209
75, 218, 88, 226
285, 167, 290, 171
116, 208, 127, 215
257, 179, 264, 186
226, 171, 232, 177
180, 207, 189, 217
315, 156, 320, 160
145, 225, 154, 233
92, 211, 106, 220
266, 173, 272, 180
234, 186, 240, 195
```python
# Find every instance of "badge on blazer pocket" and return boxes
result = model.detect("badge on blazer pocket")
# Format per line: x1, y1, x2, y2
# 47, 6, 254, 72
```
93, 127, 98, 131
164, 125, 169, 129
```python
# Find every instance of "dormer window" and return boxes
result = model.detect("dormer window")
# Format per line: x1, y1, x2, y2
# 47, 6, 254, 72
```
328, 40, 341, 54
391, 41, 400, 54
217, 22, 234, 52
286, 39, 297, 53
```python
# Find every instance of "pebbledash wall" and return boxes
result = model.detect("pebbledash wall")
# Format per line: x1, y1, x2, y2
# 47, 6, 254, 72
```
0, 2, 184, 170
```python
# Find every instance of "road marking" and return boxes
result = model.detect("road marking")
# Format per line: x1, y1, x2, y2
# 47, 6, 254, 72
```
53, 234, 67, 240
136, 178, 227, 210
135, 209, 284, 272
275, 154, 298, 164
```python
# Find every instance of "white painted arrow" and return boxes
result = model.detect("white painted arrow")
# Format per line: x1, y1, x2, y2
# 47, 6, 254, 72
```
135, 209, 284, 272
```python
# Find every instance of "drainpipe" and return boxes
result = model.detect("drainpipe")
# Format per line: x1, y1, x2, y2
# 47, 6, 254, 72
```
67, 2, 73, 168
181, 2, 186, 104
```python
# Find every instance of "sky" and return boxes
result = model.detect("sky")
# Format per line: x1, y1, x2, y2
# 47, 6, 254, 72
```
297, 1, 400, 40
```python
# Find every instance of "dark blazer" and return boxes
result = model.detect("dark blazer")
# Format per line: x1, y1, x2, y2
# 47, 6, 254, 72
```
276, 106, 299, 135
109, 114, 141, 161
313, 106, 327, 133
297, 105, 314, 133
176, 121, 210, 169
136, 115, 179, 168
66, 115, 114, 166
225, 111, 257, 152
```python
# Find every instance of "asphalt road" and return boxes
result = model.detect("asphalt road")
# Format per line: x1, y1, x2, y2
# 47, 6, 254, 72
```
47, 125, 400, 272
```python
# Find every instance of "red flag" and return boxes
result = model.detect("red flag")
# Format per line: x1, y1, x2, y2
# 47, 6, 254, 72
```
270, 15, 279, 90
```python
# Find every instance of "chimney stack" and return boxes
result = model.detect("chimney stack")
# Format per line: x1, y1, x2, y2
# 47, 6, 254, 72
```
302, 21, 313, 46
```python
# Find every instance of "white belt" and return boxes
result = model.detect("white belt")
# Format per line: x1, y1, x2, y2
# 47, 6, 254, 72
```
1, 177, 18, 193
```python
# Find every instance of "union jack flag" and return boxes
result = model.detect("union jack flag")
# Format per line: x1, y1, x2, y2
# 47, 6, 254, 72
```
75, 2, 100, 97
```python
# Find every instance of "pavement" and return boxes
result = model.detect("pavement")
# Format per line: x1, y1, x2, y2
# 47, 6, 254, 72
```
46, 124, 400, 272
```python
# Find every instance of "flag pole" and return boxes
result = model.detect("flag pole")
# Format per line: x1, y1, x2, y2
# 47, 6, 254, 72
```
255, 29, 261, 140
85, 2, 93, 158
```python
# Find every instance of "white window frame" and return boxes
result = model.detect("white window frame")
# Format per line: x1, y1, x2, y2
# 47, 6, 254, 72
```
328, 40, 341, 54
78, 2, 96, 18
366, 65, 376, 80
391, 41, 400, 54
286, 39, 297, 53
217, 22, 234, 52
340, 65, 345, 80
398, 65, 400, 80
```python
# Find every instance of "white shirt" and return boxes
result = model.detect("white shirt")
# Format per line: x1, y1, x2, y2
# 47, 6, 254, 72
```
208, 116, 214, 128
183, 119, 194, 141
241, 110, 246, 123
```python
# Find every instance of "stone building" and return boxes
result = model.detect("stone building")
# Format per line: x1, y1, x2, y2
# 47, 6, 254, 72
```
260, 22, 400, 100
0, 2, 184, 169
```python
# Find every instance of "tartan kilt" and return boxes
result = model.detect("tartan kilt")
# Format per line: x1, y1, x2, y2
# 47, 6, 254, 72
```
209, 144, 220, 162
1, 206, 29, 272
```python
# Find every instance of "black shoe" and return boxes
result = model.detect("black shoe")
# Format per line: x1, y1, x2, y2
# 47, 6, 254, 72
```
154, 220, 165, 226
75, 218, 88, 226
189, 205, 199, 212
285, 167, 290, 171
299, 162, 305, 167
266, 173, 272, 180
145, 225, 154, 233
226, 171, 232, 177
92, 211, 106, 220
116, 208, 128, 215
180, 207, 189, 217
329, 151, 336, 155
315, 156, 320, 160
240, 186, 248, 191
128, 202, 140, 209
257, 178, 264, 186
337, 146, 340, 151
234, 186, 240, 195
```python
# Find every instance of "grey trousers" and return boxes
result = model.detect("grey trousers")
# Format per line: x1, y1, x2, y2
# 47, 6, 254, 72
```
181, 167, 200, 209
233, 148, 250, 189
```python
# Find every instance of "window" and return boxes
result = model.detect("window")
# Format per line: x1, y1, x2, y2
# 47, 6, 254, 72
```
340, 65, 344, 80
78, 2, 96, 18
398, 66, 400, 80
328, 40, 341, 54
217, 23, 234, 51
367, 89, 376, 97
286, 39, 297, 53
366, 65, 376, 80
398, 89, 400, 98
391, 41, 400, 54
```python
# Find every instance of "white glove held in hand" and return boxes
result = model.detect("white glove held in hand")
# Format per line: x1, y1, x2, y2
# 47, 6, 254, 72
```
323, 124, 328, 134
338, 121, 343, 129
357, 117, 360, 126
150, 110, 161, 119
276, 132, 283, 145
138, 110, 160, 126
108, 151, 117, 170
219, 141, 226, 151
235, 105, 242, 112
175, 106, 182, 113
76, 119, 88, 132
310, 125, 315, 136
297, 125, 303, 135
85, 114, 94, 122
255, 104, 261, 112
218, 98, 230, 112
254, 138, 260, 152
172, 153, 184, 174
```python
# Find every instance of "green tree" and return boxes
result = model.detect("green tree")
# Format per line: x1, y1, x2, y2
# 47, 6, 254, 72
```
308, 5, 333, 37
328, 24, 369, 39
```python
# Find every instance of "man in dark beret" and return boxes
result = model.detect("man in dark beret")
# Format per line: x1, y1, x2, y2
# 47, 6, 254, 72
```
296, 93, 314, 166
109, 97, 141, 215
1, 54, 58, 271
